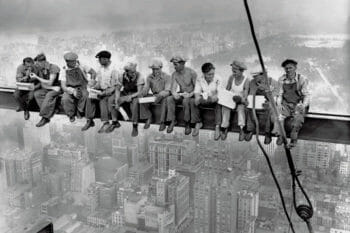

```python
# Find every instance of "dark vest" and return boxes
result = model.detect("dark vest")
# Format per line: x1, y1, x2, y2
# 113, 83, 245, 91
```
122, 72, 140, 95
66, 67, 87, 88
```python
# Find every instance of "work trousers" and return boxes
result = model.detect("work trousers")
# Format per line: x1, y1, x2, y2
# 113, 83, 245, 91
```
140, 95, 167, 123
61, 89, 88, 118
13, 89, 35, 111
166, 96, 192, 123
34, 88, 60, 119
190, 97, 221, 125
221, 104, 246, 128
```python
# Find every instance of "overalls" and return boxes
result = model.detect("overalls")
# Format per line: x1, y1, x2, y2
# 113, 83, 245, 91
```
61, 67, 88, 117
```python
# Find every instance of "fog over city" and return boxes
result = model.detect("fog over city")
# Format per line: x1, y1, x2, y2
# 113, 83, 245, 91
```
0, 1, 349, 233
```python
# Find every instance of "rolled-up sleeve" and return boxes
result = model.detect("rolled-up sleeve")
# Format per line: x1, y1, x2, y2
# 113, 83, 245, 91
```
300, 76, 310, 106
194, 78, 202, 94
16, 65, 25, 82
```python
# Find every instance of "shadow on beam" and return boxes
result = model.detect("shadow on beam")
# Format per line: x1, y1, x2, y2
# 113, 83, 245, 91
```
0, 87, 349, 145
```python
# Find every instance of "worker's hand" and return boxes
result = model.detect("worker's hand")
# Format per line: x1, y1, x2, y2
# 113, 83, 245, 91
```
210, 95, 219, 103
194, 97, 202, 106
29, 73, 38, 79
182, 92, 191, 98
232, 95, 242, 104
154, 94, 163, 104
158, 91, 169, 97
67, 87, 75, 95
173, 92, 181, 100
296, 103, 305, 114
88, 79, 97, 88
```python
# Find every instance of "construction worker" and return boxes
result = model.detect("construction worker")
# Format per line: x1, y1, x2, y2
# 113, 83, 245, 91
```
192, 62, 222, 139
274, 59, 310, 147
83, 50, 120, 133
244, 73, 279, 144
220, 60, 249, 141
60, 52, 97, 122
115, 62, 144, 137
14, 57, 40, 120
140, 59, 171, 131
166, 56, 197, 134
31, 53, 61, 127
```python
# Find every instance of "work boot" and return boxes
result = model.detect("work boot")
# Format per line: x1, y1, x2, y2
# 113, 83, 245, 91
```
184, 123, 192, 135
159, 123, 166, 132
81, 119, 95, 131
24, 110, 30, 120
69, 116, 76, 123
16, 106, 22, 112
98, 122, 110, 134
245, 131, 254, 141
192, 122, 203, 137
144, 118, 151, 129
276, 135, 283, 145
214, 125, 221, 141
221, 127, 229, 140
239, 128, 245, 141
105, 121, 121, 133
264, 134, 272, 145
36, 117, 50, 127
167, 121, 176, 134
132, 124, 138, 137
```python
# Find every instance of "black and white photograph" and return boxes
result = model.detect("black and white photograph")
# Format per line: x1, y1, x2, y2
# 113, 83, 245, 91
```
0, 0, 349, 232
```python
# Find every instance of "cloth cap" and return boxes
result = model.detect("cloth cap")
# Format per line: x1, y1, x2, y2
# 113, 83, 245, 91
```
281, 59, 298, 67
124, 62, 137, 71
170, 56, 187, 63
64, 52, 78, 61
149, 60, 163, 69
95, 50, 111, 59
230, 60, 247, 70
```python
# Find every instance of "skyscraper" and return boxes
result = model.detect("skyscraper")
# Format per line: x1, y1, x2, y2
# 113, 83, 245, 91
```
237, 190, 259, 233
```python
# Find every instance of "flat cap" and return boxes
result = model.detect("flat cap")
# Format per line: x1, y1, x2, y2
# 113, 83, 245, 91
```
230, 60, 247, 70
95, 50, 111, 59
64, 52, 78, 61
170, 56, 187, 63
34, 53, 46, 62
149, 59, 163, 69
281, 59, 297, 67
124, 62, 137, 71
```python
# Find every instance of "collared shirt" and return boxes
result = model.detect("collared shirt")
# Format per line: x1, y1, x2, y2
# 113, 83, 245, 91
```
194, 75, 221, 97
96, 62, 120, 90
144, 72, 171, 94
171, 67, 197, 93
277, 73, 310, 106
16, 64, 39, 82
60, 63, 92, 82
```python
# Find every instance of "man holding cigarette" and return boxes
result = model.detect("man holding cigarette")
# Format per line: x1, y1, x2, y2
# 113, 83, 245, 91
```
140, 59, 171, 131
14, 57, 40, 120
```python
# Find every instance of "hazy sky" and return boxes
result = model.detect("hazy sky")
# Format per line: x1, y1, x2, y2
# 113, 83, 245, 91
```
0, 0, 348, 33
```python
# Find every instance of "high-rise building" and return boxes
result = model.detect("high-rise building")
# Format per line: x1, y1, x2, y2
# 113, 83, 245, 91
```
237, 190, 259, 233
70, 161, 95, 193
99, 183, 116, 209
149, 138, 197, 176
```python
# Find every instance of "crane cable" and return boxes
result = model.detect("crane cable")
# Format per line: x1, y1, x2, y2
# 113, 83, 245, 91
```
242, 0, 314, 232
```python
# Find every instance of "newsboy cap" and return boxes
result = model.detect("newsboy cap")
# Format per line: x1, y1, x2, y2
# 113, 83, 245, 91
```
149, 59, 163, 69
170, 56, 187, 63
34, 53, 46, 62
64, 52, 78, 61
124, 62, 137, 71
95, 50, 111, 59
281, 59, 298, 67
230, 60, 247, 70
